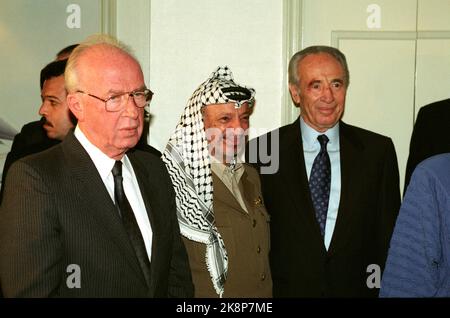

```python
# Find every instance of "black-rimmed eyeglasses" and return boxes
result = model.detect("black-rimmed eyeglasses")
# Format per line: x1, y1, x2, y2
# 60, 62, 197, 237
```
76, 89, 153, 112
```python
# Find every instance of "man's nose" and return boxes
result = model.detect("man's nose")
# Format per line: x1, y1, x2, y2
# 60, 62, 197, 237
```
38, 102, 47, 116
321, 85, 335, 103
123, 94, 139, 117
229, 116, 244, 129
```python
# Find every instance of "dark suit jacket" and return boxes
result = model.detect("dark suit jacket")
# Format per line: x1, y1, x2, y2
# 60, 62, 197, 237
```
0, 119, 58, 204
248, 118, 400, 297
404, 98, 450, 193
0, 131, 192, 297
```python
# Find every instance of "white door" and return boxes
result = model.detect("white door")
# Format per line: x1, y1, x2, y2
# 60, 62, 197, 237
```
295, 0, 450, 194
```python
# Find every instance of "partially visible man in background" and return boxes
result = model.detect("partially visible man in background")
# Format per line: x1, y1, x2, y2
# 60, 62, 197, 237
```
404, 98, 450, 193
0, 56, 76, 203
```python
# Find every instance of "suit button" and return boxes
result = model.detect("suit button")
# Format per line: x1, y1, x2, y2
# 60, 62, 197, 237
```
257, 246, 261, 254
261, 273, 266, 281
253, 219, 257, 227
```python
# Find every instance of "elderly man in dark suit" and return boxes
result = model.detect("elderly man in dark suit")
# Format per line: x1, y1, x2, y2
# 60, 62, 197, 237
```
0, 35, 193, 297
248, 46, 401, 297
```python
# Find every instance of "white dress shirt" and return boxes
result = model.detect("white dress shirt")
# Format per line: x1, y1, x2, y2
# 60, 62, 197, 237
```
74, 126, 153, 261
300, 117, 341, 250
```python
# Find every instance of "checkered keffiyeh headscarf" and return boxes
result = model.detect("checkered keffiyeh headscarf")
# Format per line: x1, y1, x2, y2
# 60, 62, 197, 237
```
162, 66, 255, 296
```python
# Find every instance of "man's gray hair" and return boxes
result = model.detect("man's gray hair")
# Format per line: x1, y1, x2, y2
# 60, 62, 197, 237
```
288, 45, 350, 87
65, 34, 138, 92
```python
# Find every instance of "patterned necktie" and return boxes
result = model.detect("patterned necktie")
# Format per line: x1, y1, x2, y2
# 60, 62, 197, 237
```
112, 160, 151, 287
309, 134, 331, 237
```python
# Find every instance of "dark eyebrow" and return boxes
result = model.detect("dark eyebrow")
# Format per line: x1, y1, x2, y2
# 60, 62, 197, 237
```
218, 111, 234, 117
42, 95, 62, 102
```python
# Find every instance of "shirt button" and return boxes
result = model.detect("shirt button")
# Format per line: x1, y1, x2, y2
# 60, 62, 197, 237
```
261, 273, 266, 281
252, 219, 257, 227
257, 246, 261, 254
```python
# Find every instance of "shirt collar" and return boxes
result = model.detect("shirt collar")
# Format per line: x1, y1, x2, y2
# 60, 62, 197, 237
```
299, 116, 340, 151
209, 155, 244, 181
74, 126, 129, 181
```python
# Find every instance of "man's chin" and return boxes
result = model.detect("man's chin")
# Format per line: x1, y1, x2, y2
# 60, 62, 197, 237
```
118, 138, 140, 150
212, 147, 242, 164
44, 130, 56, 140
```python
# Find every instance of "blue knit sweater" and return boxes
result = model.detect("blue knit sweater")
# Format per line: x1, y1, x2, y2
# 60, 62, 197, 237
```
380, 153, 450, 297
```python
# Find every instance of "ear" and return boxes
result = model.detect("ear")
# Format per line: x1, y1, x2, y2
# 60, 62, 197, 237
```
67, 93, 84, 122
289, 84, 301, 106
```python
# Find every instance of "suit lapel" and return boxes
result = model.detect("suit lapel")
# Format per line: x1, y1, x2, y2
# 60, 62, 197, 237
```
327, 121, 365, 256
61, 132, 146, 283
127, 151, 157, 231
279, 118, 326, 252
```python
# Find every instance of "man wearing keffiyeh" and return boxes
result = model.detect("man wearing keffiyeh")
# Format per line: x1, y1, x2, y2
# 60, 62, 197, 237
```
162, 66, 272, 297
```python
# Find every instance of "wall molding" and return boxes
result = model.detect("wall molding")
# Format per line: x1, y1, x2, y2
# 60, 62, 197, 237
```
331, 30, 450, 47
331, 30, 450, 126
281, 0, 303, 125
101, 0, 117, 36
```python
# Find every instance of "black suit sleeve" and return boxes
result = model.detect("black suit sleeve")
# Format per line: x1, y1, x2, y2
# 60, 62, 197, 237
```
0, 132, 25, 204
377, 139, 401, 270
1, 121, 58, 204
1, 150, 14, 204
0, 161, 63, 297
164, 173, 194, 298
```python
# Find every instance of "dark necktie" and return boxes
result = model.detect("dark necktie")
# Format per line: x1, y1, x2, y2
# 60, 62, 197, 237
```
112, 160, 151, 287
309, 134, 331, 237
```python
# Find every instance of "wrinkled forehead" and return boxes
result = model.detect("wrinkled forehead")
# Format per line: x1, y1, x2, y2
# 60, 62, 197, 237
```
299, 53, 344, 74
298, 53, 346, 83
78, 46, 144, 88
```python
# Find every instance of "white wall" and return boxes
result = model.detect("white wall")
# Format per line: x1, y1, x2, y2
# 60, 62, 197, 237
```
117, 0, 284, 151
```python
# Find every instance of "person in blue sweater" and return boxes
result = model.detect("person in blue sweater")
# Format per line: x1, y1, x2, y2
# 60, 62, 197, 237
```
380, 153, 450, 297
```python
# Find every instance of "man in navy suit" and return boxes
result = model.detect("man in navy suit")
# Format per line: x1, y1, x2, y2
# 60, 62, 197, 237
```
249, 46, 401, 297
